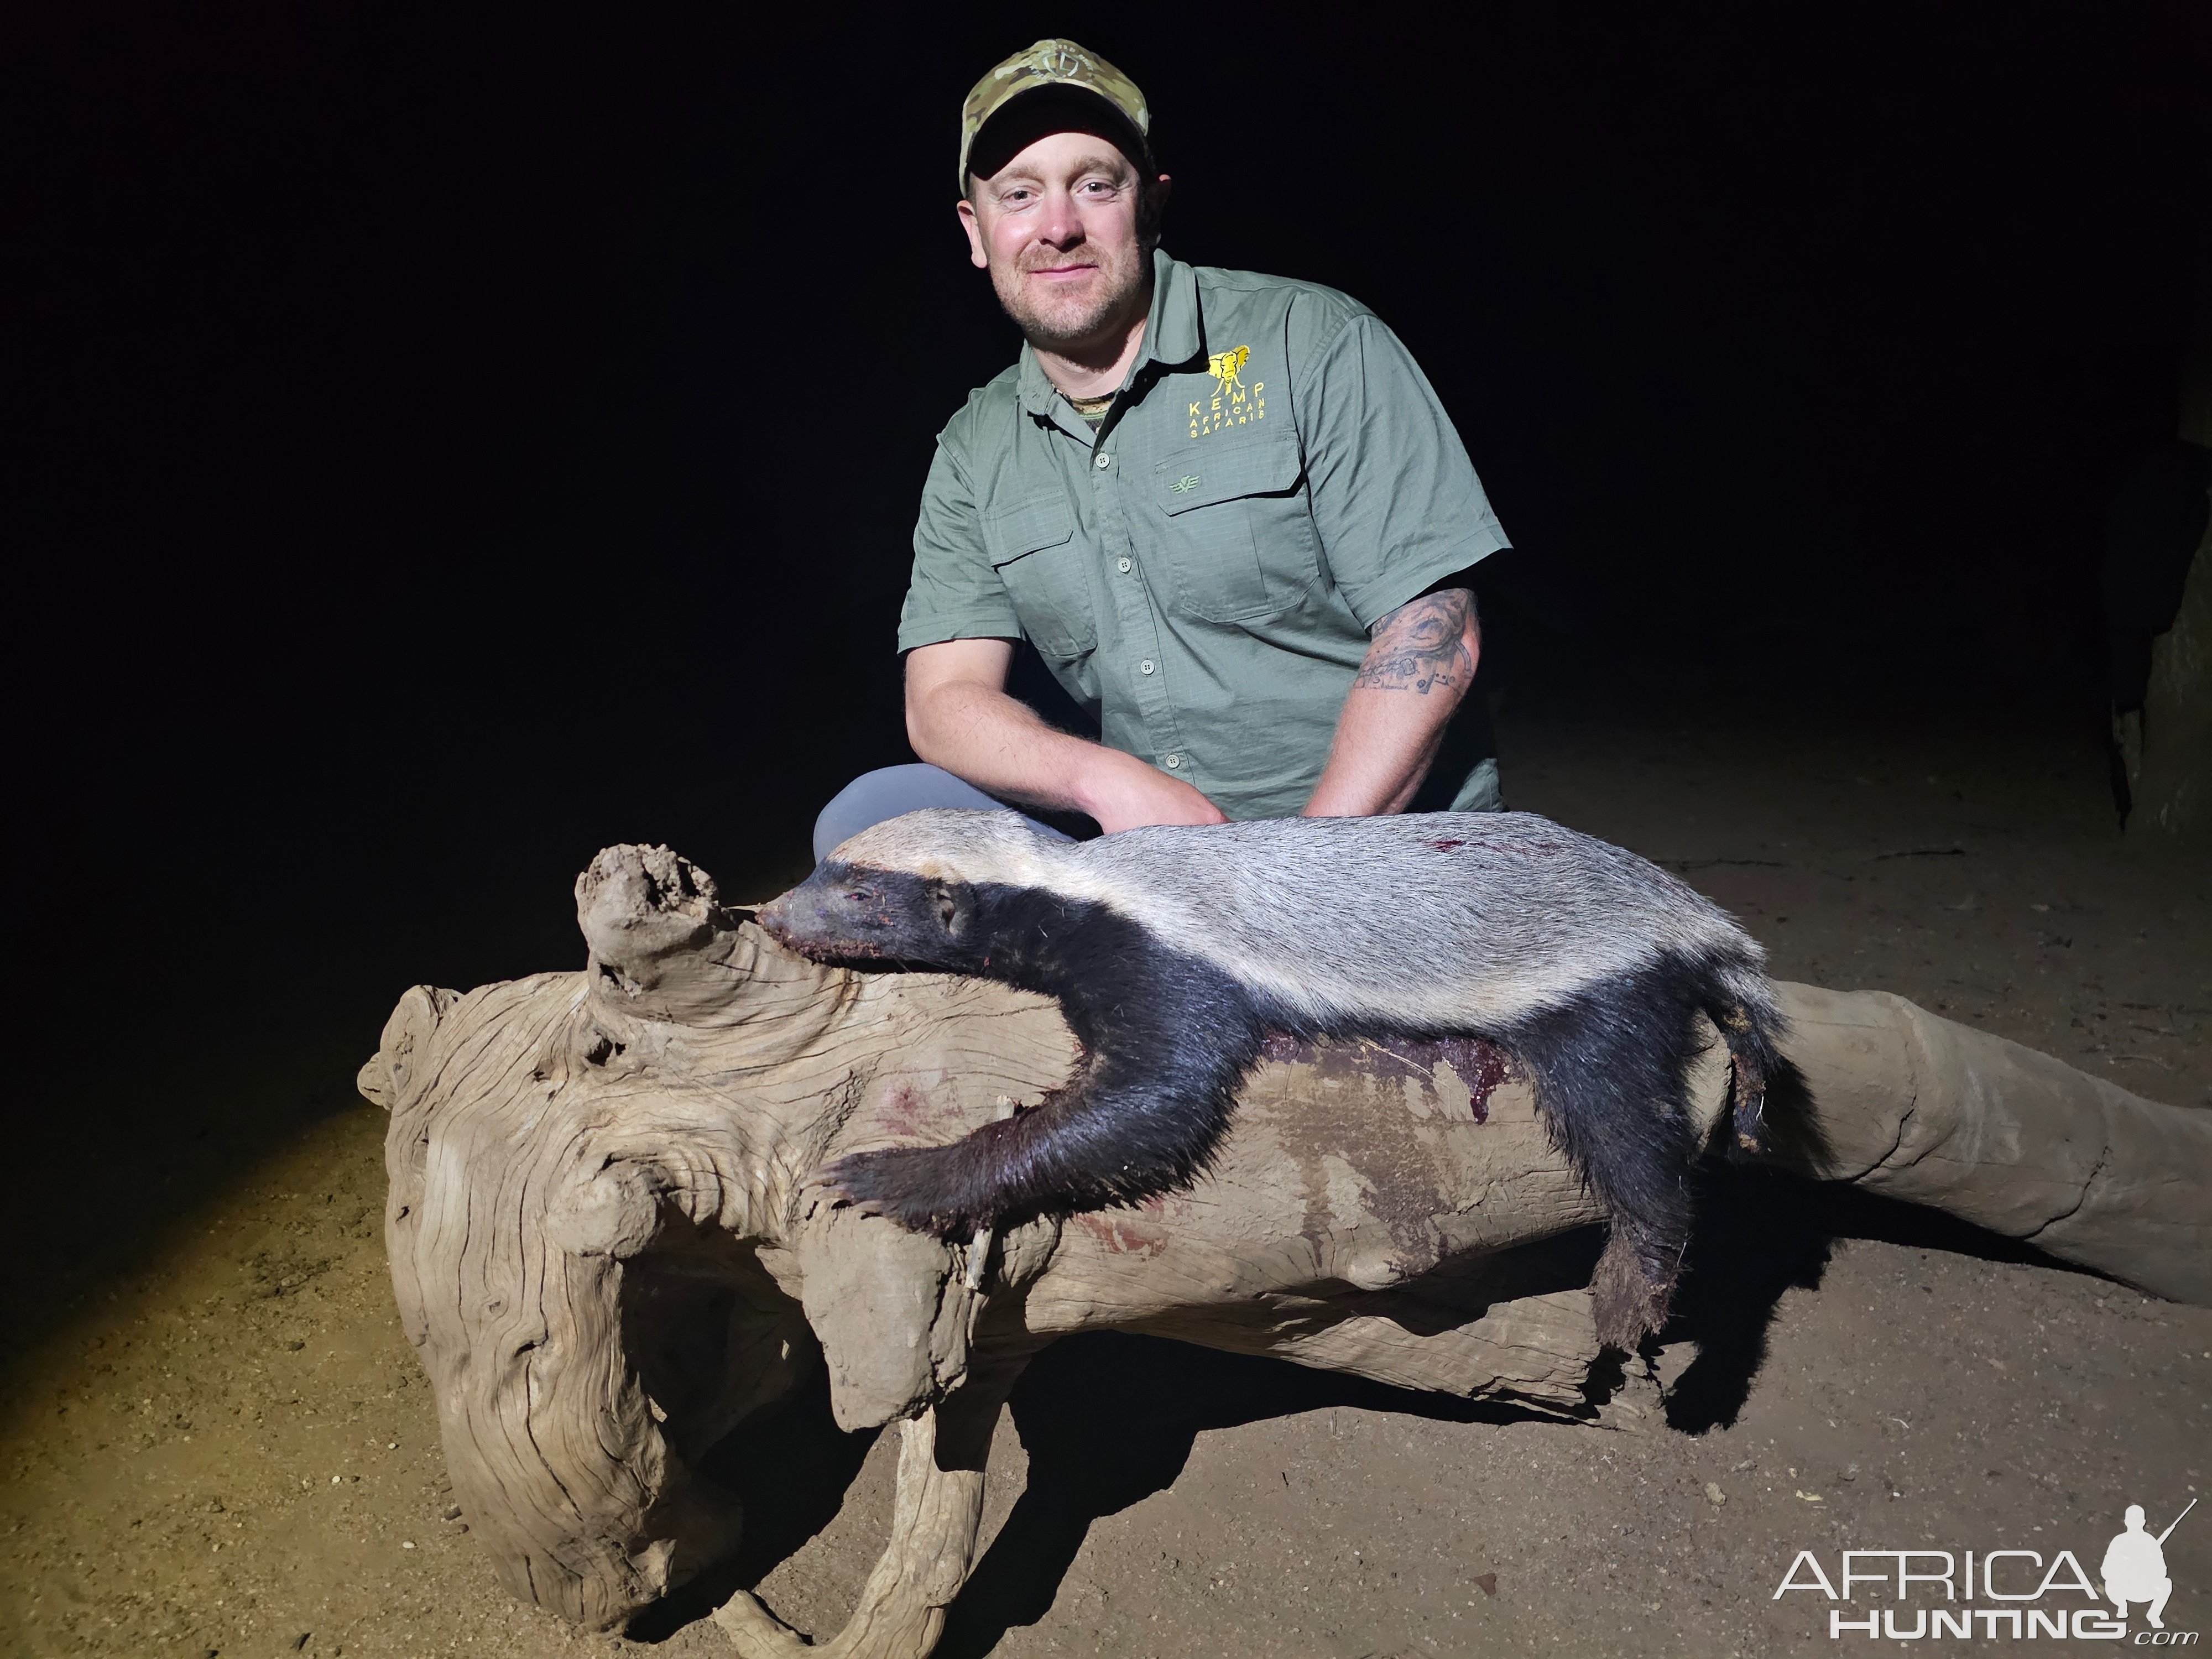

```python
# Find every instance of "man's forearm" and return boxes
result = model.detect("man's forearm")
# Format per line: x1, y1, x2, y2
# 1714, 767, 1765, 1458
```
1303, 588, 1479, 817
907, 679, 1114, 815
906, 665, 1229, 832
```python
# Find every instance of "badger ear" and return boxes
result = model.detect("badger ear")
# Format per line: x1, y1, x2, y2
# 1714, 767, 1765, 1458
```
937, 879, 972, 937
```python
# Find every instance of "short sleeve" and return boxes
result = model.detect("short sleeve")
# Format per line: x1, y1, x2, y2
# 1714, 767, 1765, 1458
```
896, 439, 1024, 651
1296, 311, 1510, 629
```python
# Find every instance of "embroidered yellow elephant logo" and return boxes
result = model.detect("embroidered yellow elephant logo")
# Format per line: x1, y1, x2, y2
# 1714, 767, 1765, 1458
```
1207, 345, 1250, 397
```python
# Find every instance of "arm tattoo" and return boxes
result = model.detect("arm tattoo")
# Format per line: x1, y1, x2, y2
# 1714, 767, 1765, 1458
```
1351, 588, 1477, 693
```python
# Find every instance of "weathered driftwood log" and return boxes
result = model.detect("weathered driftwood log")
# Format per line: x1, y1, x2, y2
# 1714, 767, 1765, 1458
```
358, 844, 2210, 1657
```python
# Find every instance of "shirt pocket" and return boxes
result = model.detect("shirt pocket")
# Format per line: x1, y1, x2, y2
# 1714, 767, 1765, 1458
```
1152, 434, 1317, 625
983, 493, 1097, 659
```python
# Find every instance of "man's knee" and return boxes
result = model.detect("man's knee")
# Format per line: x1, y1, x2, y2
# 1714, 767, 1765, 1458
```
814, 765, 977, 863
812, 764, 1074, 864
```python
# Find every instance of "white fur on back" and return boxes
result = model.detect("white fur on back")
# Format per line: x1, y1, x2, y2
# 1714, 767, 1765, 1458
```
828, 809, 1766, 1026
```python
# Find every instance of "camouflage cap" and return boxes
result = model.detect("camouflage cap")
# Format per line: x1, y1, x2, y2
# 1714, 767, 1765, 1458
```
958, 38, 1150, 192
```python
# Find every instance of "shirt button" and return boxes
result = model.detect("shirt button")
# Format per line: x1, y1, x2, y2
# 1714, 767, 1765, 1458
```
1140, 659, 1155, 675
1117, 557, 1132, 573
1164, 754, 1182, 770
1094, 451, 1111, 469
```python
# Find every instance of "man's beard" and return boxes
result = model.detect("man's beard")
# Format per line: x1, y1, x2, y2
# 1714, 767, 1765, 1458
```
991, 240, 1150, 349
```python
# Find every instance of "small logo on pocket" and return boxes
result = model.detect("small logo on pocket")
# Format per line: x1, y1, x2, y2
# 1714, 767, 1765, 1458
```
1191, 346, 1263, 438
1170, 474, 1201, 494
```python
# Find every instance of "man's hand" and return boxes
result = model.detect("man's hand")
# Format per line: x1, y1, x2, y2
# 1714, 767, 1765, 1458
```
905, 639, 1228, 832
1302, 586, 1479, 817
1069, 748, 1228, 833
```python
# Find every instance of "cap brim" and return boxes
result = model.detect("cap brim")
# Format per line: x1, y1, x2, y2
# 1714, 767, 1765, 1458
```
961, 82, 1150, 192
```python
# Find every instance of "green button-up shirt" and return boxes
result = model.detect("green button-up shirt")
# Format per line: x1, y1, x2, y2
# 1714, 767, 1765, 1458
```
899, 249, 1510, 820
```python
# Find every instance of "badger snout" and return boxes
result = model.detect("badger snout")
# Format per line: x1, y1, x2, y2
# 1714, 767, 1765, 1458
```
756, 864, 969, 968
751, 889, 806, 946
756, 867, 902, 961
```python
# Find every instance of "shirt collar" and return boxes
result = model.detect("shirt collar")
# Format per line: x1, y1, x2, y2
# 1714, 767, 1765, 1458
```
1016, 248, 1204, 416
1140, 247, 1203, 370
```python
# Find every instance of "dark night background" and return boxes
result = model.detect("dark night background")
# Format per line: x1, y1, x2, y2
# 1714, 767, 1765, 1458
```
3, 4, 2205, 1321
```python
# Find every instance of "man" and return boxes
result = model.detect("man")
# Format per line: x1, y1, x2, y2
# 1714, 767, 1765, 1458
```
815, 39, 1511, 860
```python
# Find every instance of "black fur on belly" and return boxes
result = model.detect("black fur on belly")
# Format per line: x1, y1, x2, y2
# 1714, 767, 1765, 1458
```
818, 881, 1269, 1238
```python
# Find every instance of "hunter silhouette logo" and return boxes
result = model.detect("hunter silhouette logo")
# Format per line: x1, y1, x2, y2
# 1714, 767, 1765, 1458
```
2104, 1499, 2192, 1630
1772, 1494, 2198, 1642
1207, 345, 1250, 395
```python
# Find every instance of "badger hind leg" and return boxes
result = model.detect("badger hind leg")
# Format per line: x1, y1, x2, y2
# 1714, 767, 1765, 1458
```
1590, 1227, 1683, 1353
1505, 968, 1712, 1350
820, 947, 1264, 1237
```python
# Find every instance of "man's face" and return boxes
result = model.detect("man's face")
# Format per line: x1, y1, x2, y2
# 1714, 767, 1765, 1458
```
958, 129, 1163, 351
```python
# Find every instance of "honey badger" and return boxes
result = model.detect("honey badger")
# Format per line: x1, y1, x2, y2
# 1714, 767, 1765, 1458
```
756, 807, 1788, 1347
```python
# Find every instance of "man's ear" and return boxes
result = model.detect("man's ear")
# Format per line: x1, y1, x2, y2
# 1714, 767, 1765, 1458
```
1139, 173, 1173, 248
956, 196, 989, 270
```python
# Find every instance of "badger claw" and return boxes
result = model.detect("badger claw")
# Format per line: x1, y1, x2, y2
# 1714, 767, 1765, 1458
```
817, 1146, 984, 1239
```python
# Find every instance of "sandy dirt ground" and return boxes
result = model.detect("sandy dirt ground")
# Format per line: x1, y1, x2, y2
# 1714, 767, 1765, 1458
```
5, 701, 2207, 1658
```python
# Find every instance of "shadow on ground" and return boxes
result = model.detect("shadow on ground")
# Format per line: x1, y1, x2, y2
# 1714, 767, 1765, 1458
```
1660, 1162, 2077, 1435
635, 1158, 2100, 1652
932, 1335, 1564, 1659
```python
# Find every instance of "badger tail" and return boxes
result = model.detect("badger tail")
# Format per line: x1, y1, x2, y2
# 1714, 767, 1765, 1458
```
1705, 964, 1789, 1156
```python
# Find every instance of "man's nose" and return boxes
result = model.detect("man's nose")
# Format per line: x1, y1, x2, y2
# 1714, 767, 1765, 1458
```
1035, 186, 1086, 247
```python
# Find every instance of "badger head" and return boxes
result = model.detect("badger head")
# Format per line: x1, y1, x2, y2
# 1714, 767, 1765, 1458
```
756, 859, 977, 967
755, 809, 1043, 971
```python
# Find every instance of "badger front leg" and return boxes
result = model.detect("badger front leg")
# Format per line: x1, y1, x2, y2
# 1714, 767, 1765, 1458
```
819, 1107, 1050, 1238
818, 1068, 1245, 1236
820, 992, 1259, 1236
